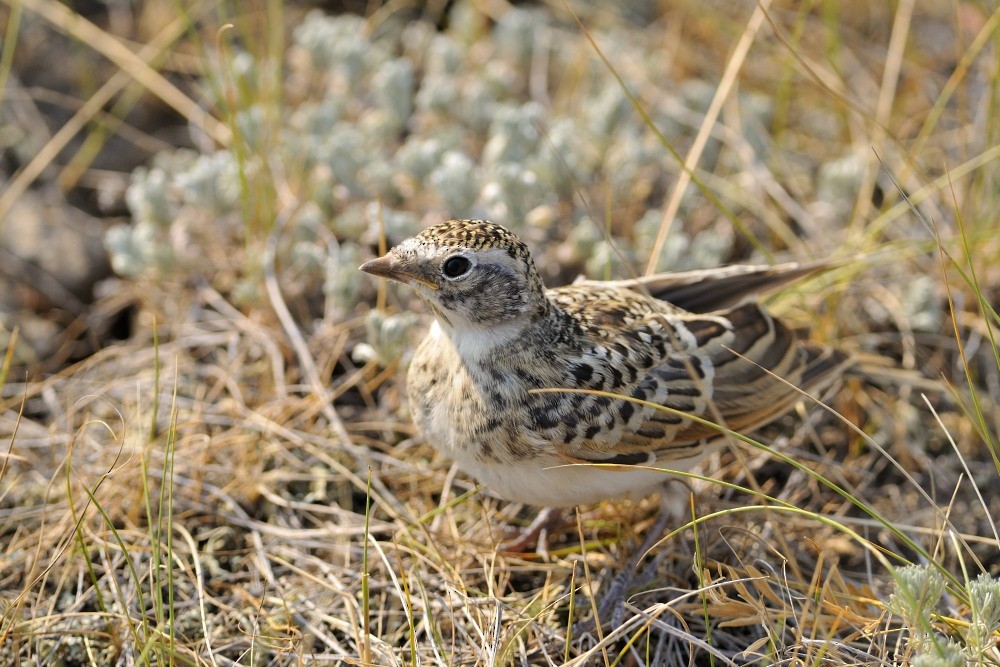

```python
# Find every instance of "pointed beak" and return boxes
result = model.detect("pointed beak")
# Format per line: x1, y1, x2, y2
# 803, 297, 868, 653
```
359, 254, 439, 290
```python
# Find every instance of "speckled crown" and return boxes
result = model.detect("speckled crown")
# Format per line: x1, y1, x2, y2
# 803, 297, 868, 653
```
416, 220, 529, 261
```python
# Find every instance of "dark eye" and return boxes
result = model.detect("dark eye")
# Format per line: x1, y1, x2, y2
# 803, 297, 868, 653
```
442, 255, 472, 278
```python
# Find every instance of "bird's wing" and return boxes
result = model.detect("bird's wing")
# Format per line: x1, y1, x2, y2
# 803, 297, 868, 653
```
575, 259, 840, 313
534, 286, 851, 465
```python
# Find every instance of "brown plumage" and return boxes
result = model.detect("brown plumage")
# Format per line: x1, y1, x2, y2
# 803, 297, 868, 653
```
361, 219, 851, 508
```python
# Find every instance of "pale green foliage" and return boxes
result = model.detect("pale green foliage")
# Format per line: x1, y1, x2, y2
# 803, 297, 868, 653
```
105, 8, 767, 299
353, 309, 419, 367
482, 103, 544, 166
124, 165, 172, 227
634, 209, 731, 273
175, 151, 241, 212
886, 564, 945, 619
900, 275, 944, 333
886, 565, 946, 656
294, 13, 371, 81
373, 58, 415, 132
967, 573, 1000, 657
105, 220, 171, 277
429, 151, 479, 212
886, 567, 1000, 664
911, 641, 966, 667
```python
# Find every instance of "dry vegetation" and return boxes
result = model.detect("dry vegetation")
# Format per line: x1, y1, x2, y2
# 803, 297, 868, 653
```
1, 0, 998, 665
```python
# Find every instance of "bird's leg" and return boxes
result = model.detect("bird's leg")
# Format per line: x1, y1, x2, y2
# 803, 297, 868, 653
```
580, 484, 691, 633
593, 508, 673, 627
499, 506, 566, 554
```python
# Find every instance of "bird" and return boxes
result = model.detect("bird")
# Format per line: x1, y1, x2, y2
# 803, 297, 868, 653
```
360, 219, 851, 536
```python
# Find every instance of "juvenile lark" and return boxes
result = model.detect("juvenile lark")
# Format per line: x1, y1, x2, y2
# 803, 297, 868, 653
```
361, 219, 850, 510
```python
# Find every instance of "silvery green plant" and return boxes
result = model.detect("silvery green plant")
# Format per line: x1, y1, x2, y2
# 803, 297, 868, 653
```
900, 275, 943, 333
492, 7, 541, 65
105, 219, 168, 278
429, 151, 479, 212
584, 85, 631, 145
364, 204, 419, 241
885, 564, 946, 653
530, 117, 598, 197
881, 565, 999, 664
294, 12, 372, 84
175, 151, 241, 213
967, 573, 1000, 659
124, 163, 172, 227
372, 58, 415, 133
481, 161, 547, 226
584, 237, 631, 281
396, 137, 448, 183
353, 310, 418, 368
482, 102, 544, 166
106, 6, 852, 312
910, 641, 966, 667
325, 241, 365, 314
634, 209, 731, 273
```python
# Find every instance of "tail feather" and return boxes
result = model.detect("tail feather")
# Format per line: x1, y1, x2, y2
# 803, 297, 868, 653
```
799, 344, 854, 393
603, 260, 841, 313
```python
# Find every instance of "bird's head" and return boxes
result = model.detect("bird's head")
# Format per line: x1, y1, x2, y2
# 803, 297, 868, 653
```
360, 220, 549, 340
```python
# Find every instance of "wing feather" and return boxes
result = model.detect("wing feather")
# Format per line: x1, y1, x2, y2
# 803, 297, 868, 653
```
540, 288, 851, 465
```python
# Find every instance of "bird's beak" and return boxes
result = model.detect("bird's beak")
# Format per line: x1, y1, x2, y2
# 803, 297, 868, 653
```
359, 254, 439, 290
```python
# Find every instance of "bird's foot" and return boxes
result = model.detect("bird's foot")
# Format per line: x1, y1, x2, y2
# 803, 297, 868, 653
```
573, 508, 673, 636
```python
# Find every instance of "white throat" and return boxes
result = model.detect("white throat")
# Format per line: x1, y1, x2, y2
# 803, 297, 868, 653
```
430, 319, 526, 360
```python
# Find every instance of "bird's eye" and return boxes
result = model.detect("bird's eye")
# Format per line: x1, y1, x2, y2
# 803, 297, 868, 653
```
442, 255, 472, 279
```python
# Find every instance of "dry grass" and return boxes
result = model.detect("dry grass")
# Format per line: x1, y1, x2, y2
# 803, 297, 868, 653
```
1, 0, 998, 665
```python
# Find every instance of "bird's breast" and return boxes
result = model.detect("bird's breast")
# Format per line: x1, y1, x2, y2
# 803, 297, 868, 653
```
407, 326, 553, 469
